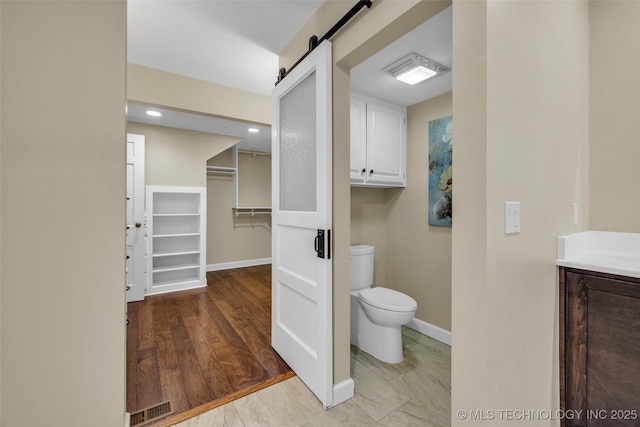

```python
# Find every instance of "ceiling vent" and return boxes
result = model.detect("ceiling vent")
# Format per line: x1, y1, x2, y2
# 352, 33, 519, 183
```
383, 53, 449, 85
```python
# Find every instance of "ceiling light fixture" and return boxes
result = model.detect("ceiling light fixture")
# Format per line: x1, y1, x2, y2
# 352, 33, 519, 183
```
146, 110, 162, 117
383, 53, 450, 86
248, 128, 260, 133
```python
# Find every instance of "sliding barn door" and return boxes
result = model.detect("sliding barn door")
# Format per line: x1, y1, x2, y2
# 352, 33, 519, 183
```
271, 41, 333, 408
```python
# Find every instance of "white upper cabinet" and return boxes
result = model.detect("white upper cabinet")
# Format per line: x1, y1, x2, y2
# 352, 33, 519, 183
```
350, 98, 368, 184
350, 94, 406, 187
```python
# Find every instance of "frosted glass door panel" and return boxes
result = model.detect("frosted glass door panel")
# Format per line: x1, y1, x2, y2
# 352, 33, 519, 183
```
279, 71, 317, 212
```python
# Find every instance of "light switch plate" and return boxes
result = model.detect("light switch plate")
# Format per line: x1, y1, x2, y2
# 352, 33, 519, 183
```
505, 201, 521, 234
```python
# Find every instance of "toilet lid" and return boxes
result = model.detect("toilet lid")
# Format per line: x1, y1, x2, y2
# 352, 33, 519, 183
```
359, 287, 417, 312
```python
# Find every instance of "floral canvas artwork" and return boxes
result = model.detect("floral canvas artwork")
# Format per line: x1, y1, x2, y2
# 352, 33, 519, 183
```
428, 115, 452, 227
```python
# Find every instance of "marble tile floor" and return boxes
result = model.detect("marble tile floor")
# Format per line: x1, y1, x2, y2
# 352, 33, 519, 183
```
173, 327, 451, 427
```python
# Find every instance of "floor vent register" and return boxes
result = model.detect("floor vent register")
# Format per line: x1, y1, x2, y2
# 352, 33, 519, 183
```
130, 400, 174, 426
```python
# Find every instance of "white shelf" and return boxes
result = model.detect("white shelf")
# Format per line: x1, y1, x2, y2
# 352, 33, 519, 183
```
153, 250, 200, 258
152, 264, 201, 273
152, 233, 201, 238
152, 275, 201, 288
233, 207, 272, 216
146, 185, 206, 296
153, 213, 200, 217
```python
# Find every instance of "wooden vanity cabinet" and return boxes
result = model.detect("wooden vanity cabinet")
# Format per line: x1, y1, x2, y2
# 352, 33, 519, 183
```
559, 267, 640, 426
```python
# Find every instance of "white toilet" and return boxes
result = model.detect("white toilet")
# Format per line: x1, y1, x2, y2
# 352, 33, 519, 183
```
350, 245, 417, 364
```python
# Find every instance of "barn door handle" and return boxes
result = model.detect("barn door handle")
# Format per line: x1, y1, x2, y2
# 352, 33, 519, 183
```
314, 229, 325, 259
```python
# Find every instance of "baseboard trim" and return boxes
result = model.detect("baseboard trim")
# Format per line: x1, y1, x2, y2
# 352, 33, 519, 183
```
406, 317, 451, 346
330, 378, 354, 408
206, 258, 272, 272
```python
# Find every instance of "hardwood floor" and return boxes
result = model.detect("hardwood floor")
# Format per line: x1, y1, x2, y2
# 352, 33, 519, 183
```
126, 265, 292, 423
175, 328, 452, 427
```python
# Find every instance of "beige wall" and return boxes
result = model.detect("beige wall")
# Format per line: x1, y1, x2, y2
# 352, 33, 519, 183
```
128, 64, 271, 126
281, 0, 450, 387
1, 1, 127, 425
589, 1, 640, 232
351, 187, 387, 287
237, 152, 272, 208
452, 2, 589, 425
386, 92, 452, 330
207, 150, 271, 265
451, 0, 490, 418
126, 122, 239, 188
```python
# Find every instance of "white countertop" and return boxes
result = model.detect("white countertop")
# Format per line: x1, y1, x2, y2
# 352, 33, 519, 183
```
557, 231, 640, 278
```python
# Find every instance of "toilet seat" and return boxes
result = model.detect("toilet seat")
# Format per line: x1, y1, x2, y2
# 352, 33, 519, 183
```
359, 287, 417, 312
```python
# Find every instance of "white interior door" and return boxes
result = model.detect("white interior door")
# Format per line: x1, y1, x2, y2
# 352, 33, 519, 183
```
272, 41, 333, 408
126, 133, 146, 302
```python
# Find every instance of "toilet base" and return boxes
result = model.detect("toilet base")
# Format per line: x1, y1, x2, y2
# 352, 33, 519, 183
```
350, 294, 405, 364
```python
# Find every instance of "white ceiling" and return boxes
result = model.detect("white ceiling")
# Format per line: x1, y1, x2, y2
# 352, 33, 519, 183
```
128, 0, 324, 96
127, 1, 452, 151
351, 6, 452, 107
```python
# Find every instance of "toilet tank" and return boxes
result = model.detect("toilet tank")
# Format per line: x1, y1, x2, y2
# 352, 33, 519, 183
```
350, 245, 374, 290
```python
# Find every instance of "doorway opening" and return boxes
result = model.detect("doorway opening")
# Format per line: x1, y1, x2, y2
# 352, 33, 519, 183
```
125, 114, 281, 424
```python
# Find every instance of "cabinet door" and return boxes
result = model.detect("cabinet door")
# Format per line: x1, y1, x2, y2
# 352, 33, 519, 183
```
350, 99, 367, 184
564, 270, 640, 426
366, 103, 406, 186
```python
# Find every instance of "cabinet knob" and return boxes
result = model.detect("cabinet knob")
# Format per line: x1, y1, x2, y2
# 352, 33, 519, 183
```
369, 169, 374, 174
361, 168, 366, 174
135, 221, 142, 228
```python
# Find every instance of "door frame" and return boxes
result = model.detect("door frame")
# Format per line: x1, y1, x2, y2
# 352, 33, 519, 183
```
126, 133, 146, 303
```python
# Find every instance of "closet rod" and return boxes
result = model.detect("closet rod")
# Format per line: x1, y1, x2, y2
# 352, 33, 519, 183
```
233, 208, 272, 217
237, 149, 271, 157
206, 166, 236, 174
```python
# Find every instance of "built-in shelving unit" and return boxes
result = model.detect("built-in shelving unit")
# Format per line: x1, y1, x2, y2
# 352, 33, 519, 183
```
146, 186, 206, 295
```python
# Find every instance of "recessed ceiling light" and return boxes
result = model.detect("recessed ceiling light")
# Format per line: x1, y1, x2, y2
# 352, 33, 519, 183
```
146, 110, 162, 117
248, 128, 260, 133
383, 53, 449, 86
